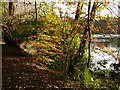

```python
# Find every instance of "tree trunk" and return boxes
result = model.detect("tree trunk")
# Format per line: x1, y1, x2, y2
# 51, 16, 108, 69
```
9, 2, 14, 16
66, 2, 83, 76
67, 2, 100, 77
35, 0, 37, 22
87, 1, 92, 68
75, 2, 83, 20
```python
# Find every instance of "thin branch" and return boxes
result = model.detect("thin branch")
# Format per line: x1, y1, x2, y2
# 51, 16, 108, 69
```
102, 4, 119, 17
95, 47, 119, 61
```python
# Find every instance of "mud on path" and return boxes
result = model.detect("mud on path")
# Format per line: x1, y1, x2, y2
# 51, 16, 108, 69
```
2, 45, 56, 89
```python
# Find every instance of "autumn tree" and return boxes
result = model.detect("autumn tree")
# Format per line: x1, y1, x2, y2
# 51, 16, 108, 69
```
67, 2, 101, 77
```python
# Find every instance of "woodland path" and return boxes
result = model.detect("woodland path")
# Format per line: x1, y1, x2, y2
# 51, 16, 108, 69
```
2, 44, 56, 89
3, 44, 120, 89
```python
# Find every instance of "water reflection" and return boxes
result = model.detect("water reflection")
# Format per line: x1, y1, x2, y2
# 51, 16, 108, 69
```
91, 34, 120, 70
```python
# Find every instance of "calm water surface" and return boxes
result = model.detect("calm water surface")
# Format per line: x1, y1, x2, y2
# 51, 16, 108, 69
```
91, 34, 120, 70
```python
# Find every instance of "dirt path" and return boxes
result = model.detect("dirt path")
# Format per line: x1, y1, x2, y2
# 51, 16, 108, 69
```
2, 45, 55, 89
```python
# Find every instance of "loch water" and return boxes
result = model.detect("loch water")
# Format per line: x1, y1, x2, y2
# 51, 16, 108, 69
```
91, 34, 120, 70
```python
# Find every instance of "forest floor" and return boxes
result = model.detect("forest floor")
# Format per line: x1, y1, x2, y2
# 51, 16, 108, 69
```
2, 44, 87, 90
2, 44, 62, 89
2, 44, 120, 89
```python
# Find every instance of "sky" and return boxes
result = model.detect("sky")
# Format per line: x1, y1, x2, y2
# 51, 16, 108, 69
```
100, 2, 118, 17
2, 0, 119, 18
52, 2, 119, 18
